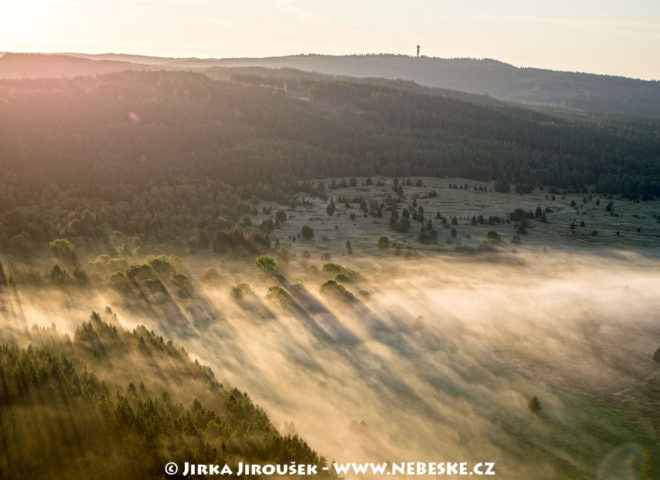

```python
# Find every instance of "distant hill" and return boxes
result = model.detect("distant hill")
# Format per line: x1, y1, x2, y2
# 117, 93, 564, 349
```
0, 52, 152, 79
2, 52, 659, 115
203, 54, 660, 116
0, 70, 657, 198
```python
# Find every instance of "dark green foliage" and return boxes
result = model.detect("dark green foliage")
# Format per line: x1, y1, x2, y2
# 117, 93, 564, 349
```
320, 280, 356, 304
419, 221, 438, 243
146, 254, 176, 275
0, 70, 657, 258
109, 272, 131, 293
49, 238, 76, 262
105, 257, 189, 299
276, 245, 290, 267
389, 210, 410, 233
321, 262, 343, 274
495, 180, 511, 193
72, 267, 89, 285
48, 264, 69, 284
202, 268, 225, 286
487, 231, 503, 244
509, 209, 528, 222
172, 273, 192, 296
255, 255, 277, 274
275, 209, 287, 224
0, 314, 333, 480
300, 225, 314, 240
213, 226, 270, 254
266, 286, 292, 308
0, 261, 7, 286
529, 396, 542, 415
230, 283, 254, 302
326, 200, 336, 216
378, 236, 390, 250
322, 263, 363, 283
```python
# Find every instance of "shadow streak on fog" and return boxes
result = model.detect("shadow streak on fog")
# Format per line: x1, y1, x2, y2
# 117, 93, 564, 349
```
2, 247, 659, 479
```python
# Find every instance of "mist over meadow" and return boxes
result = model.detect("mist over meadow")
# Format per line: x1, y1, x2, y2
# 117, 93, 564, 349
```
3, 247, 658, 479
1, 27, 659, 478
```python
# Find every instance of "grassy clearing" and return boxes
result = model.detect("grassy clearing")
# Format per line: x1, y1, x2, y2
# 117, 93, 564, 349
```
253, 177, 660, 258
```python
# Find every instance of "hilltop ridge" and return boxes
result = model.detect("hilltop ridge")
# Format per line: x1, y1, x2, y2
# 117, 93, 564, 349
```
2, 52, 659, 115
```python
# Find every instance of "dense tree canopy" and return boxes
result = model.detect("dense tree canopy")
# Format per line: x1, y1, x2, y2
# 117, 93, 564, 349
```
0, 313, 334, 480
0, 70, 658, 255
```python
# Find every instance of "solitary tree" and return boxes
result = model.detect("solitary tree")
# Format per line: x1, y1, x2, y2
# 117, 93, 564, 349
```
275, 210, 287, 224
486, 231, 502, 244
255, 255, 277, 274
378, 236, 390, 250
326, 200, 336, 216
528, 396, 542, 415
301, 225, 314, 240
517, 217, 529, 235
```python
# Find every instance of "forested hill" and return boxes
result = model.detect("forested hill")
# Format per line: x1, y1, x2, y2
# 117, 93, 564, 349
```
0, 312, 333, 480
202, 54, 660, 116
2, 52, 660, 116
0, 70, 658, 198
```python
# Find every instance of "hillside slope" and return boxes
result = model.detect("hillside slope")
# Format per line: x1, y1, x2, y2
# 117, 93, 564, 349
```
0, 312, 333, 480
2, 53, 659, 115
0, 70, 657, 194
204, 54, 660, 116
0, 53, 152, 79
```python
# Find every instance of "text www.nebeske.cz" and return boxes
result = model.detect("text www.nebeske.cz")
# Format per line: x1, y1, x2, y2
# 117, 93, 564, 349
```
169, 461, 496, 476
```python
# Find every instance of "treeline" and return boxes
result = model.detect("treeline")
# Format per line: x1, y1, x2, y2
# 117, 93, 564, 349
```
0, 313, 333, 480
0, 70, 658, 255
0, 177, 313, 258
2, 70, 657, 192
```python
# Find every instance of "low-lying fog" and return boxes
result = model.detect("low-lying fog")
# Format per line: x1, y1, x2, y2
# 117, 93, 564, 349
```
2, 247, 659, 479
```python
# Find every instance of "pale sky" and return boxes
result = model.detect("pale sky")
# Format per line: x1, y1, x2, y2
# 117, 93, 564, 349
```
1, 0, 659, 79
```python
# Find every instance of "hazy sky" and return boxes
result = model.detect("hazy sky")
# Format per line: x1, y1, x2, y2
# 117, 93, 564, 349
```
1, 0, 659, 79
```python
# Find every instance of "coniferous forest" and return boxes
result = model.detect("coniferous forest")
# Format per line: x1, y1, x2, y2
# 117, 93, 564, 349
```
0, 51, 659, 480
0, 312, 332, 480
0, 69, 658, 257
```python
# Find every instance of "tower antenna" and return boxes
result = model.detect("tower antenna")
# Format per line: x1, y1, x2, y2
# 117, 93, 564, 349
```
416, 45, 420, 57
